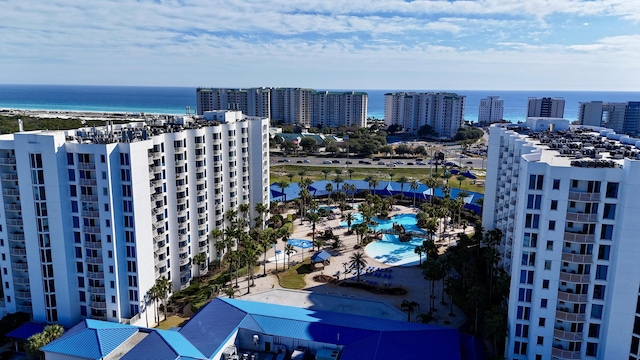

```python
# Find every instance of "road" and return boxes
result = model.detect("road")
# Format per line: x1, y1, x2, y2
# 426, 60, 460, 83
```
270, 154, 486, 170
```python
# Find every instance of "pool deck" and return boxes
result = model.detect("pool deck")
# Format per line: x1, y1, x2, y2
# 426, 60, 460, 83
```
229, 204, 471, 328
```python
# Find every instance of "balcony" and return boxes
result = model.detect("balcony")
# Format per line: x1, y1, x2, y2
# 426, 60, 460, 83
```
151, 193, 164, 202
566, 212, 598, 222
4, 203, 21, 212
13, 277, 29, 285
568, 191, 599, 202
83, 226, 101, 234
81, 195, 99, 202
149, 165, 162, 173
10, 248, 26, 256
563, 232, 595, 243
85, 241, 102, 249
9, 233, 24, 241
16, 305, 32, 313
557, 289, 588, 303
555, 309, 586, 322
151, 179, 163, 187
1, 173, 18, 181
79, 178, 97, 186
82, 210, 100, 218
89, 301, 107, 309
86, 257, 104, 264
87, 271, 104, 279
88, 286, 105, 294
91, 315, 107, 321
2, 189, 20, 196
551, 347, 581, 359
0, 158, 17, 165
15, 290, 31, 300
77, 162, 95, 169
559, 271, 590, 283
11, 262, 28, 271
179, 257, 190, 266
561, 252, 592, 263
553, 328, 583, 342
6, 219, 23, 227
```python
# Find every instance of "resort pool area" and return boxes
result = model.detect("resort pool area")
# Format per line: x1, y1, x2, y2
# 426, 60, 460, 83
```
342, 212, 429, 266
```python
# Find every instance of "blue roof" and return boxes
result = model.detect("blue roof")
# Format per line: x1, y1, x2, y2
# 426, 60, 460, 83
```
121, 329, 206, 360
311, 250, 332, 263
6, 323, 47, 340
41, 320, 138, 359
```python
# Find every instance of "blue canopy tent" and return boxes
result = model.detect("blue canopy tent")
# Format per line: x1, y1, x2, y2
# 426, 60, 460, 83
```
311, 250, 332, 263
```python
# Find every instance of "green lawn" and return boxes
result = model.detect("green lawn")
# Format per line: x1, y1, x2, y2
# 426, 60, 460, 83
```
271, 164, 485, 194
278, 260, 314, 289
156, 315, 189, 329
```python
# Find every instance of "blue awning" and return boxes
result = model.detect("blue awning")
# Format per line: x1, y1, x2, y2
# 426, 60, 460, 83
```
311, 250, 332, 263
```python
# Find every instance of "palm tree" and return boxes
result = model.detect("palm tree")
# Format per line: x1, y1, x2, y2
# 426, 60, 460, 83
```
276, 181, 289, 212
284, 243, 295, 269
155, 276, 172, 322
333, 175, 344, 194
325, 182, 334, 204
211, 228, 223, 256
467, 285, 486, 335
456, 174, 466, 188
409, 180, 420, 208
242, 240, 261, 293
239, 203, 250, 227
424, 176, 439, 205
345, 212, 354, 232
398, 176, 408, 199
349, 251, 368, 284
286, 172, 295, 183
422, 259, 442, 311
321, 168, 330, 181
224, 286, 235, 298
313, 238, 324, 252
297, 170, 306, 183
347, 168, 355, 180
192, 252, 207, 280
388, 171, 395, 184
259, 228, 276, 276
369, 178, 379, 195
148, 286, 161, 324
400, 300, 420, 322
414, 245, 424, 266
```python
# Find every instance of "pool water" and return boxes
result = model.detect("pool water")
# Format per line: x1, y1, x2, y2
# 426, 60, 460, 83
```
288, 239, 313, 249
342, 213, 430, 266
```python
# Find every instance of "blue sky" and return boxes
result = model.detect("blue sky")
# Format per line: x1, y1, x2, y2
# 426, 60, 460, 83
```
2, 0, 639, 90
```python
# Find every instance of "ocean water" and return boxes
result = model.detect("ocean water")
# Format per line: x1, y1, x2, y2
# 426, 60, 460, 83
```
1, 84, 639, 122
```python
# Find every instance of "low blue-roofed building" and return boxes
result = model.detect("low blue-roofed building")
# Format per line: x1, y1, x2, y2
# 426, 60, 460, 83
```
310, 250, 332, 263
6, 322, 47, 353
42, 297, 483, 360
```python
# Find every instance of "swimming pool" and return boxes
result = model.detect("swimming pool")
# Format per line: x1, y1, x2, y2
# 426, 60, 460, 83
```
288, 239, 313, 249
342, 213, 428, 266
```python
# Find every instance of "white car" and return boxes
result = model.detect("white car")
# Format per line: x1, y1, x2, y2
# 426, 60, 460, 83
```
416, 161, 426, 165
323, 160, 332, 164
386, 163, 397, 167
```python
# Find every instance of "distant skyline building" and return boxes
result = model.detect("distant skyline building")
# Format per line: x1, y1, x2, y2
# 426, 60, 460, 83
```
478, 96, 504, 122
484, 122, 640, 359
384, 92, 465, 138
196, 87, 367, 128
578, 101, 640, 135
0, 112, 269, 327
527, 97, 565, 118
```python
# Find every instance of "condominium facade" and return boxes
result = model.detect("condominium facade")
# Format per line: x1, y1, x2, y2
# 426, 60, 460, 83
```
484, 123, 640, 359
0, 112, 269, 327
527, 97, 565, 118
579, 101, 640, 135
196, 87, 367, 128
478, 96, 504, 122
384, 92, 466, 138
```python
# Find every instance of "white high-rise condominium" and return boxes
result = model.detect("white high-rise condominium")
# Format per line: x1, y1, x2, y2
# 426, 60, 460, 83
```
196, 87, 367, 128
384, 92, 465, 138
484, 123, 640, 359
478, 96, 504, 122
0, 112, 269, 327
527, 97, 565, 118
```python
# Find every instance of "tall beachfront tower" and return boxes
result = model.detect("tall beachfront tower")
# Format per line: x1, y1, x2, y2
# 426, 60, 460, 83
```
0, 112, 269, 327
527, 97, 565, 118
484, 122, 640, 359
478, 96, 504, 122
196, 87, 367, 128
384, 92, 465, 138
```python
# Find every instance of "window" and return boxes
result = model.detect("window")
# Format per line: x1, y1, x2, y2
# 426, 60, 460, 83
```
527, 194, 542, 209
549, 221, 556, 231
550, 200, 558, 210
518, 288, 532, 302
67, 153, 74, 165
544, 260, 552, 270
537, 336, 544, 345
522, 252, 536, 266
541, 298, 548, 308
105, 219, 110, 227
596, 265, 608, 280
523, 233, 537, 247
538, 318, 546, 327
514, 341, 528, 355
108, 250, 113, 259
593, 285, 605, 300
109, 265, 114, 274
77, 277, 84, 288
68, 169, 76, 181
542, 279, 549, 289
598, 245, 610, 260
588, 323, 600, 338
600, 224, 614, 240
75, 247, 82, 258
76, 262, 83, 273
516, 306, 531, 320
110, 281, 115, 289
104, 203, 110, 212
546, 241, 553, 251
79, 291, 86, 302
606, 182, 619, 198
111, 296, 116, 303
603, 203, 616, 219
591, 304, 603, 319
69, 185, 77, 197
586, 342, 598, 356
520, 270, 534, 284
553, 179, 560, 189
529, 174, 544, 190
515, 323, 529, 337
525, 214, 540, 228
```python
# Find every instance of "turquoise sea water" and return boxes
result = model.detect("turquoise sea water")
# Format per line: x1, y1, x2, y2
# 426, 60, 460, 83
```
1, 84, 638, 122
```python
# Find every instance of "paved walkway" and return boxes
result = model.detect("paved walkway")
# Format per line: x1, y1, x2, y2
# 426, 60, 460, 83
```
229, 204, 469, 328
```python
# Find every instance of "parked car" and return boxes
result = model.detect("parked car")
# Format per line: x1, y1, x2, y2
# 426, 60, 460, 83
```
466, 161, 473, 164
395, 161, 405, 165
378, 161, 385, 165
323, 160, 332, 164
332, 160, 340, 164
283, 159, 290, 163
386, 163, 397, 167
407, 162, 414, 165
296, 160, 303, 163
416, 161, 426, 165
303, 159, 311, 163
345, 161, 352, 164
